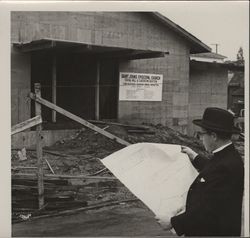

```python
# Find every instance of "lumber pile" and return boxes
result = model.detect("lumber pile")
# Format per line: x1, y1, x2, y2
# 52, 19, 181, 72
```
89, 120, 155, 135
11, 173, 133, 222
12, 177, 84, 219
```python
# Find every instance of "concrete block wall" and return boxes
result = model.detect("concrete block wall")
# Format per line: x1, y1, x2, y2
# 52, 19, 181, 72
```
119, 54, 190, 134
11, 12, 191, 133
11, 46, 31, 125
11, 12, 189, 52
188, 64, 228, 136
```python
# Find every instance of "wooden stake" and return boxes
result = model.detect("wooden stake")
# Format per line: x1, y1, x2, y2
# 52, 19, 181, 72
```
35, 83, 44, 209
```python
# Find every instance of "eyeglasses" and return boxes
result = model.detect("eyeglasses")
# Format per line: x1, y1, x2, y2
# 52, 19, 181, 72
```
195, 131, 209, 139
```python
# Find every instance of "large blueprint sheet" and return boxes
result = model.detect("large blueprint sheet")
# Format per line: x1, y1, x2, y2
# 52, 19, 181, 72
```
101, 143, 198, 217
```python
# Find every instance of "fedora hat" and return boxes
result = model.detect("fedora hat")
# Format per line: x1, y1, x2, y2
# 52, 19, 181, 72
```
193, 107, 240, 133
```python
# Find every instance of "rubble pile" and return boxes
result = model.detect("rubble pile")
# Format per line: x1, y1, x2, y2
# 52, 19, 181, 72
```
47, 124, 209, 158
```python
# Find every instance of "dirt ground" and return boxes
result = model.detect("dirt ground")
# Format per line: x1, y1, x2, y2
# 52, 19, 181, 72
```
11, 122, 244, 236
12, 201, 173, 237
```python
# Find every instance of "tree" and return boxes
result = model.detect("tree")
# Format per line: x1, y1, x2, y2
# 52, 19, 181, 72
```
236, 47, 244, 65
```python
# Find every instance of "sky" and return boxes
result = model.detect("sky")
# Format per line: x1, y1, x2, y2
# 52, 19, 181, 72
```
159, 1, 249, 61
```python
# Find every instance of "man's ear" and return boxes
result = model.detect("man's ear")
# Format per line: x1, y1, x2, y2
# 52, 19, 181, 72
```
211, 132, 218, 141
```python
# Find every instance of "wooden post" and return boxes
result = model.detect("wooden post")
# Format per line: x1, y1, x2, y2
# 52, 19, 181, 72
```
95, 61, 100, 120
52, 56, 57, 122
35, 83, 44, 209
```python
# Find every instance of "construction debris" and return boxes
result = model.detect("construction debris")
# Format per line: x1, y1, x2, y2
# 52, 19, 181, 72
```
45, 159, 55, 174
11, 123, 244, 222
17, 148, 27, 161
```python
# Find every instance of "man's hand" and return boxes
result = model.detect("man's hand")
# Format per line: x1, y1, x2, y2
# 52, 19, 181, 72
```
155, 204, 185, 231
155, 215, 172, 230
181, 146, 198, 161
176, 205, 185, 216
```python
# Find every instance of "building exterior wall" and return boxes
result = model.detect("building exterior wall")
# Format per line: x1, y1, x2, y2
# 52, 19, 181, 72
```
11, 12, 189, 52
11, 12, 191, 133
119, 54, 190, 134
11, 46, 31, 125
188, 63, 228, 136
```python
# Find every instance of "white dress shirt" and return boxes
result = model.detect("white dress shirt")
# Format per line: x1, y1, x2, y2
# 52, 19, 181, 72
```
213, 142, 232, 154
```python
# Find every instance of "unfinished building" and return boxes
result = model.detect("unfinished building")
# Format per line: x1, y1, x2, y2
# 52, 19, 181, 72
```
11, 12, 231, 147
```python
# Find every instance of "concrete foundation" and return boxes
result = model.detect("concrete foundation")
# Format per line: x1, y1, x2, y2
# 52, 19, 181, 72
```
11, 129, 78, 149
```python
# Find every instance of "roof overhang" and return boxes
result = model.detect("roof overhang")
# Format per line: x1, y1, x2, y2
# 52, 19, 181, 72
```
13, 38, 168, 61
190, 60, 244, 71
149, 12, 211, 54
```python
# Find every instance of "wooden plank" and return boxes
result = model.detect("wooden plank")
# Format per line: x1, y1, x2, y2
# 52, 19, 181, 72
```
95, 61, 100, 120
45, 159, 55, 174
12, 173, 117, 181
52, 55, 57, 122
29, 93, 131, 146
42, 150, 69, 157
127, 130, 155, 134
11, 115, 42, 135
89, 168, 107, 176
35, 83, 44, 209
12, 166, 37, 170
88, 119, 150, 130
12, 148, 69, 157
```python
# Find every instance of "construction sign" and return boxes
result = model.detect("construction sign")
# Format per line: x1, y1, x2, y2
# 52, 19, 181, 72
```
119, 72, 163, 101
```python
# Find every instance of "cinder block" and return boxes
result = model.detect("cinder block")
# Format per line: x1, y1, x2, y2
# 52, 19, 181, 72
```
173, 93, 188, 106
40, 23, 51, 38
173, 108, 188, 118
76, 28, 92, 43
51, 25, 66, 39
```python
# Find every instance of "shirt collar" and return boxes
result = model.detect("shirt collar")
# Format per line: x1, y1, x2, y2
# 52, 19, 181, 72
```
213, 142, 232, 154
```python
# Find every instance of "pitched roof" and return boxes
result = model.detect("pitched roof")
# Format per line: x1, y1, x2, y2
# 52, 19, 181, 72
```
190, 52, 227, 59
149, 12, 211, 54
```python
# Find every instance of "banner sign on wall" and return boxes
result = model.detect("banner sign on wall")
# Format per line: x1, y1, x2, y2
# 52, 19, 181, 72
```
119, 72, 163, 101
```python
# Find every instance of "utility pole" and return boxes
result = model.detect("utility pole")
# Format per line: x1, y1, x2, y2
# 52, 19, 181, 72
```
211, 43, 219, 54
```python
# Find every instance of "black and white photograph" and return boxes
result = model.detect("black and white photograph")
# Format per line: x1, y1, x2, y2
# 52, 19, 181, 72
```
0, 1, 249, 237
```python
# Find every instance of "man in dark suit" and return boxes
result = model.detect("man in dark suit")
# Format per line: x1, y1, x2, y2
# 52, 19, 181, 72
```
157, 107, 244, 236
